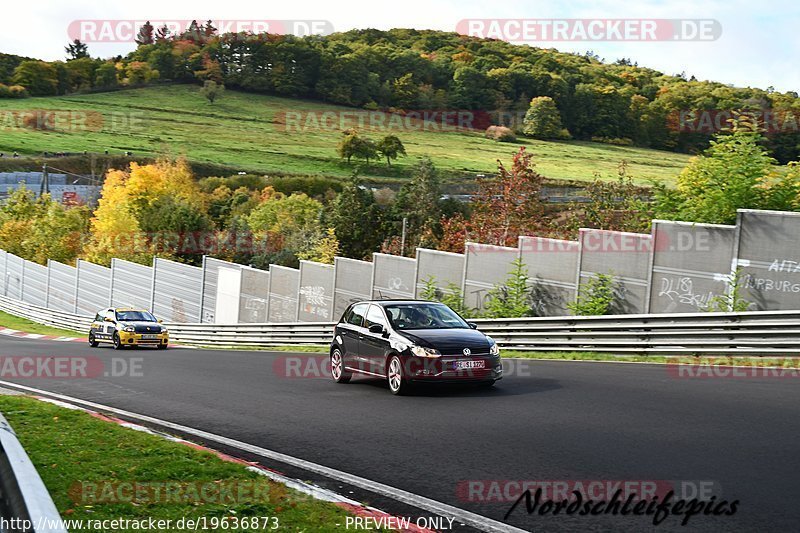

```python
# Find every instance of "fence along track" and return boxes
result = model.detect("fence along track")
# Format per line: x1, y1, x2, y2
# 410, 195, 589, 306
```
2, 295, 798, 355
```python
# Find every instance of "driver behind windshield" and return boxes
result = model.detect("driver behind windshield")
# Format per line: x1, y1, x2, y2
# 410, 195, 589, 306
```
116, 311, 157, 322
385, 304, 467, 330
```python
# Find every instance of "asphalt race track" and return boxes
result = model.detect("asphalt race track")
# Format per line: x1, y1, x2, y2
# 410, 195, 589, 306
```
0, 335, 798, 532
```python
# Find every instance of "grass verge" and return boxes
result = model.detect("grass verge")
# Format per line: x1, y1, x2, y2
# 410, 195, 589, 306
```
0, 395, 378, 532
0, 310, 83, 337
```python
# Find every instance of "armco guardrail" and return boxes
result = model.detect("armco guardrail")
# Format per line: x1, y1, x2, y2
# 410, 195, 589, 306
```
0, 295, 93, 333
0, 412, 67, 533
1, 294, 799, 355
473, 312, 800, 355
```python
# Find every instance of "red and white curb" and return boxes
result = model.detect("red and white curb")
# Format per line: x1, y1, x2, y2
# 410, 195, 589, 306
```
33, 396, 437, 533
0, 327, 85, 342
0, 327, 193, 348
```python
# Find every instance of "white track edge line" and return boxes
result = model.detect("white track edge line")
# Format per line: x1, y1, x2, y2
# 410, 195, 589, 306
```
0, 380, 527, 533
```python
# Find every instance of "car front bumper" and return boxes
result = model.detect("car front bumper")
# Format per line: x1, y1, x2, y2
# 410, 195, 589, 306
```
405, 354, 503, 383
118, 331, 169, 346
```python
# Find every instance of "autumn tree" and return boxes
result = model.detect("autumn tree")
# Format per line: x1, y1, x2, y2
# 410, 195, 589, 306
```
85, 159, 209, 265
297, 227, 340, 264
523, 96, 565, 139
376, 135, 406, 167
135, 21, 155, 45
245, 188, 324, 268
11, 61, 58, 96
94, 62, 119, 88
654, 116, 775, 224
337, 131, 378, 164
466, 147, 545, 246
125, 61, 159, 85
0, 186, 89, 265
246, 188, 322, 236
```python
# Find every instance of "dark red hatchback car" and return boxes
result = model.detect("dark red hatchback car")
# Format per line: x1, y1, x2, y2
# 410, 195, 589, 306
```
329, 300, 503, 395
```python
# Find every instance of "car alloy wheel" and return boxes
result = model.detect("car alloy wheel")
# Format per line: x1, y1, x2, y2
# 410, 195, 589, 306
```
88, 333, 99, 348
112, 332, 125, 350
331, 349, 351, 383
387, 355, 409, 395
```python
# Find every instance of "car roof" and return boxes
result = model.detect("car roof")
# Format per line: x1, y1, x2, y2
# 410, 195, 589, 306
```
358, 300, 444, 306
111, 308, 149, 312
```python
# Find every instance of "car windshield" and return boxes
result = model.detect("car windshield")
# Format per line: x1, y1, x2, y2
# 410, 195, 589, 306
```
116, 311, 157, 322
384, 303, 469, 330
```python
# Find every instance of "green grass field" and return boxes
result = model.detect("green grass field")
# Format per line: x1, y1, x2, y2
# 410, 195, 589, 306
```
0, 309, 83, 336
0, 85, 690, 187
0, 395, 370, 532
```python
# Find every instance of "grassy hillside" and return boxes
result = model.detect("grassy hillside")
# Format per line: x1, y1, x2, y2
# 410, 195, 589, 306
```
0, 85, 690, 186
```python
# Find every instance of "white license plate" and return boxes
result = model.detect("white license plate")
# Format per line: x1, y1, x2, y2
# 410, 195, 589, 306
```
454, 360, 485, 370
141, 334, 159, 340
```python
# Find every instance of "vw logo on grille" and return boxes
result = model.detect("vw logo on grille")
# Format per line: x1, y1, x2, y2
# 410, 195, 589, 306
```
463, 348, 471, 356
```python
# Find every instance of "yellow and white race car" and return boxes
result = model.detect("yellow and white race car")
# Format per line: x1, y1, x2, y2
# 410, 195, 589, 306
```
88, 308, 169, 349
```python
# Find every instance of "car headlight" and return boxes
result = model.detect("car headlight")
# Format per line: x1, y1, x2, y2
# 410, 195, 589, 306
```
411, 345, 441, 358
160, 326, 168, 333
123, 326, 135, 333
486, 336, 500, 355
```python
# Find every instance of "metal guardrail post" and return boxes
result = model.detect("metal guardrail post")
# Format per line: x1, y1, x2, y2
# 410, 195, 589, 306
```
0, 412, 67, 533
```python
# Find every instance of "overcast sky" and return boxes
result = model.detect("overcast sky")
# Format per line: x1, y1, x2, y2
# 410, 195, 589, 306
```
3, 0, 798, 93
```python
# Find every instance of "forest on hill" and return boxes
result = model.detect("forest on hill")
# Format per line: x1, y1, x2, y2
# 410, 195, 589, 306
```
2, 25, 799, 162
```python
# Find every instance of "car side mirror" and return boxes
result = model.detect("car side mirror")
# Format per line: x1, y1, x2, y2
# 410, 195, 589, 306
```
157, 319, 163, 323
467, 322, 478, 329
368, 324, 385, 334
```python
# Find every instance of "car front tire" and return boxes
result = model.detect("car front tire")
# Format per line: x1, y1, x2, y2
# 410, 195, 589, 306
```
387, 355, 410, 395
112, 332, 125, 350
88, 333, 99, 348
331, 348, 351, 383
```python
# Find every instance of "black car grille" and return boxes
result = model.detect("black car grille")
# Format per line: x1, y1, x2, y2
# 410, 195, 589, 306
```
134, 324, 160, 333
439, 347, 490, 356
